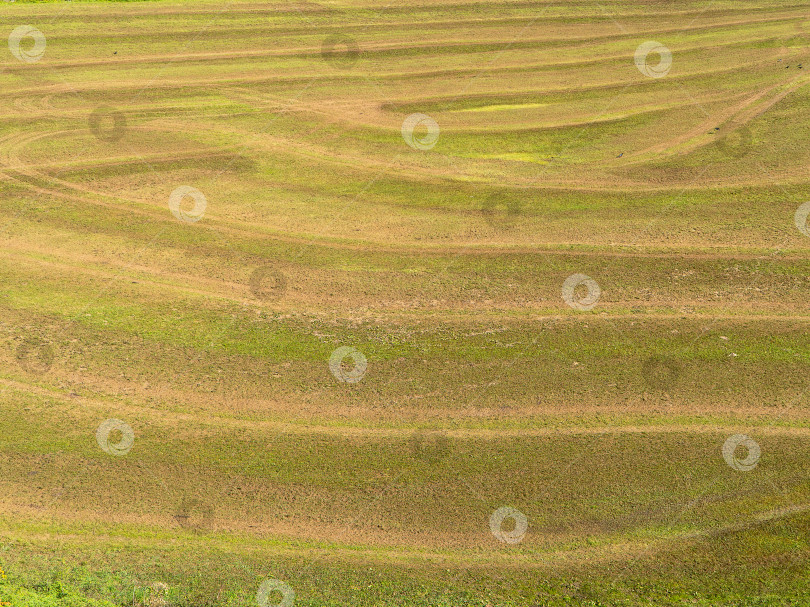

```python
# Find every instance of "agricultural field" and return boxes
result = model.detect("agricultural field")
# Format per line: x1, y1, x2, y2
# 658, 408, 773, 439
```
0, 0, 810, 605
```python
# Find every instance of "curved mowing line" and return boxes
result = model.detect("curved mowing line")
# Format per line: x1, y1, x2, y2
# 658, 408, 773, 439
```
1, 376, 809, 440
3, 46, 788, 118
14, 16, 805, 74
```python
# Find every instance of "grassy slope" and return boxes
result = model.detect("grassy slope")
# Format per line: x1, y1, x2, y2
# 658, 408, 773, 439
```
0, 0, 809, 605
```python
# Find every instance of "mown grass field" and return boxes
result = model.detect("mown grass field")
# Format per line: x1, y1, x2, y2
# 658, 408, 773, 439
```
1, 0, 810, 605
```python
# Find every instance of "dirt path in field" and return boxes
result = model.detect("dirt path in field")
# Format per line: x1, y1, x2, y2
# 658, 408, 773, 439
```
1, 496, 808, 568
5, 241, 810, 319
4, 8, 802, 74
617, 74, 810, 164
1, 375, 807, 440
3, 66, 808, 201
0, 501, 691, 566
1, 127, 803, 255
